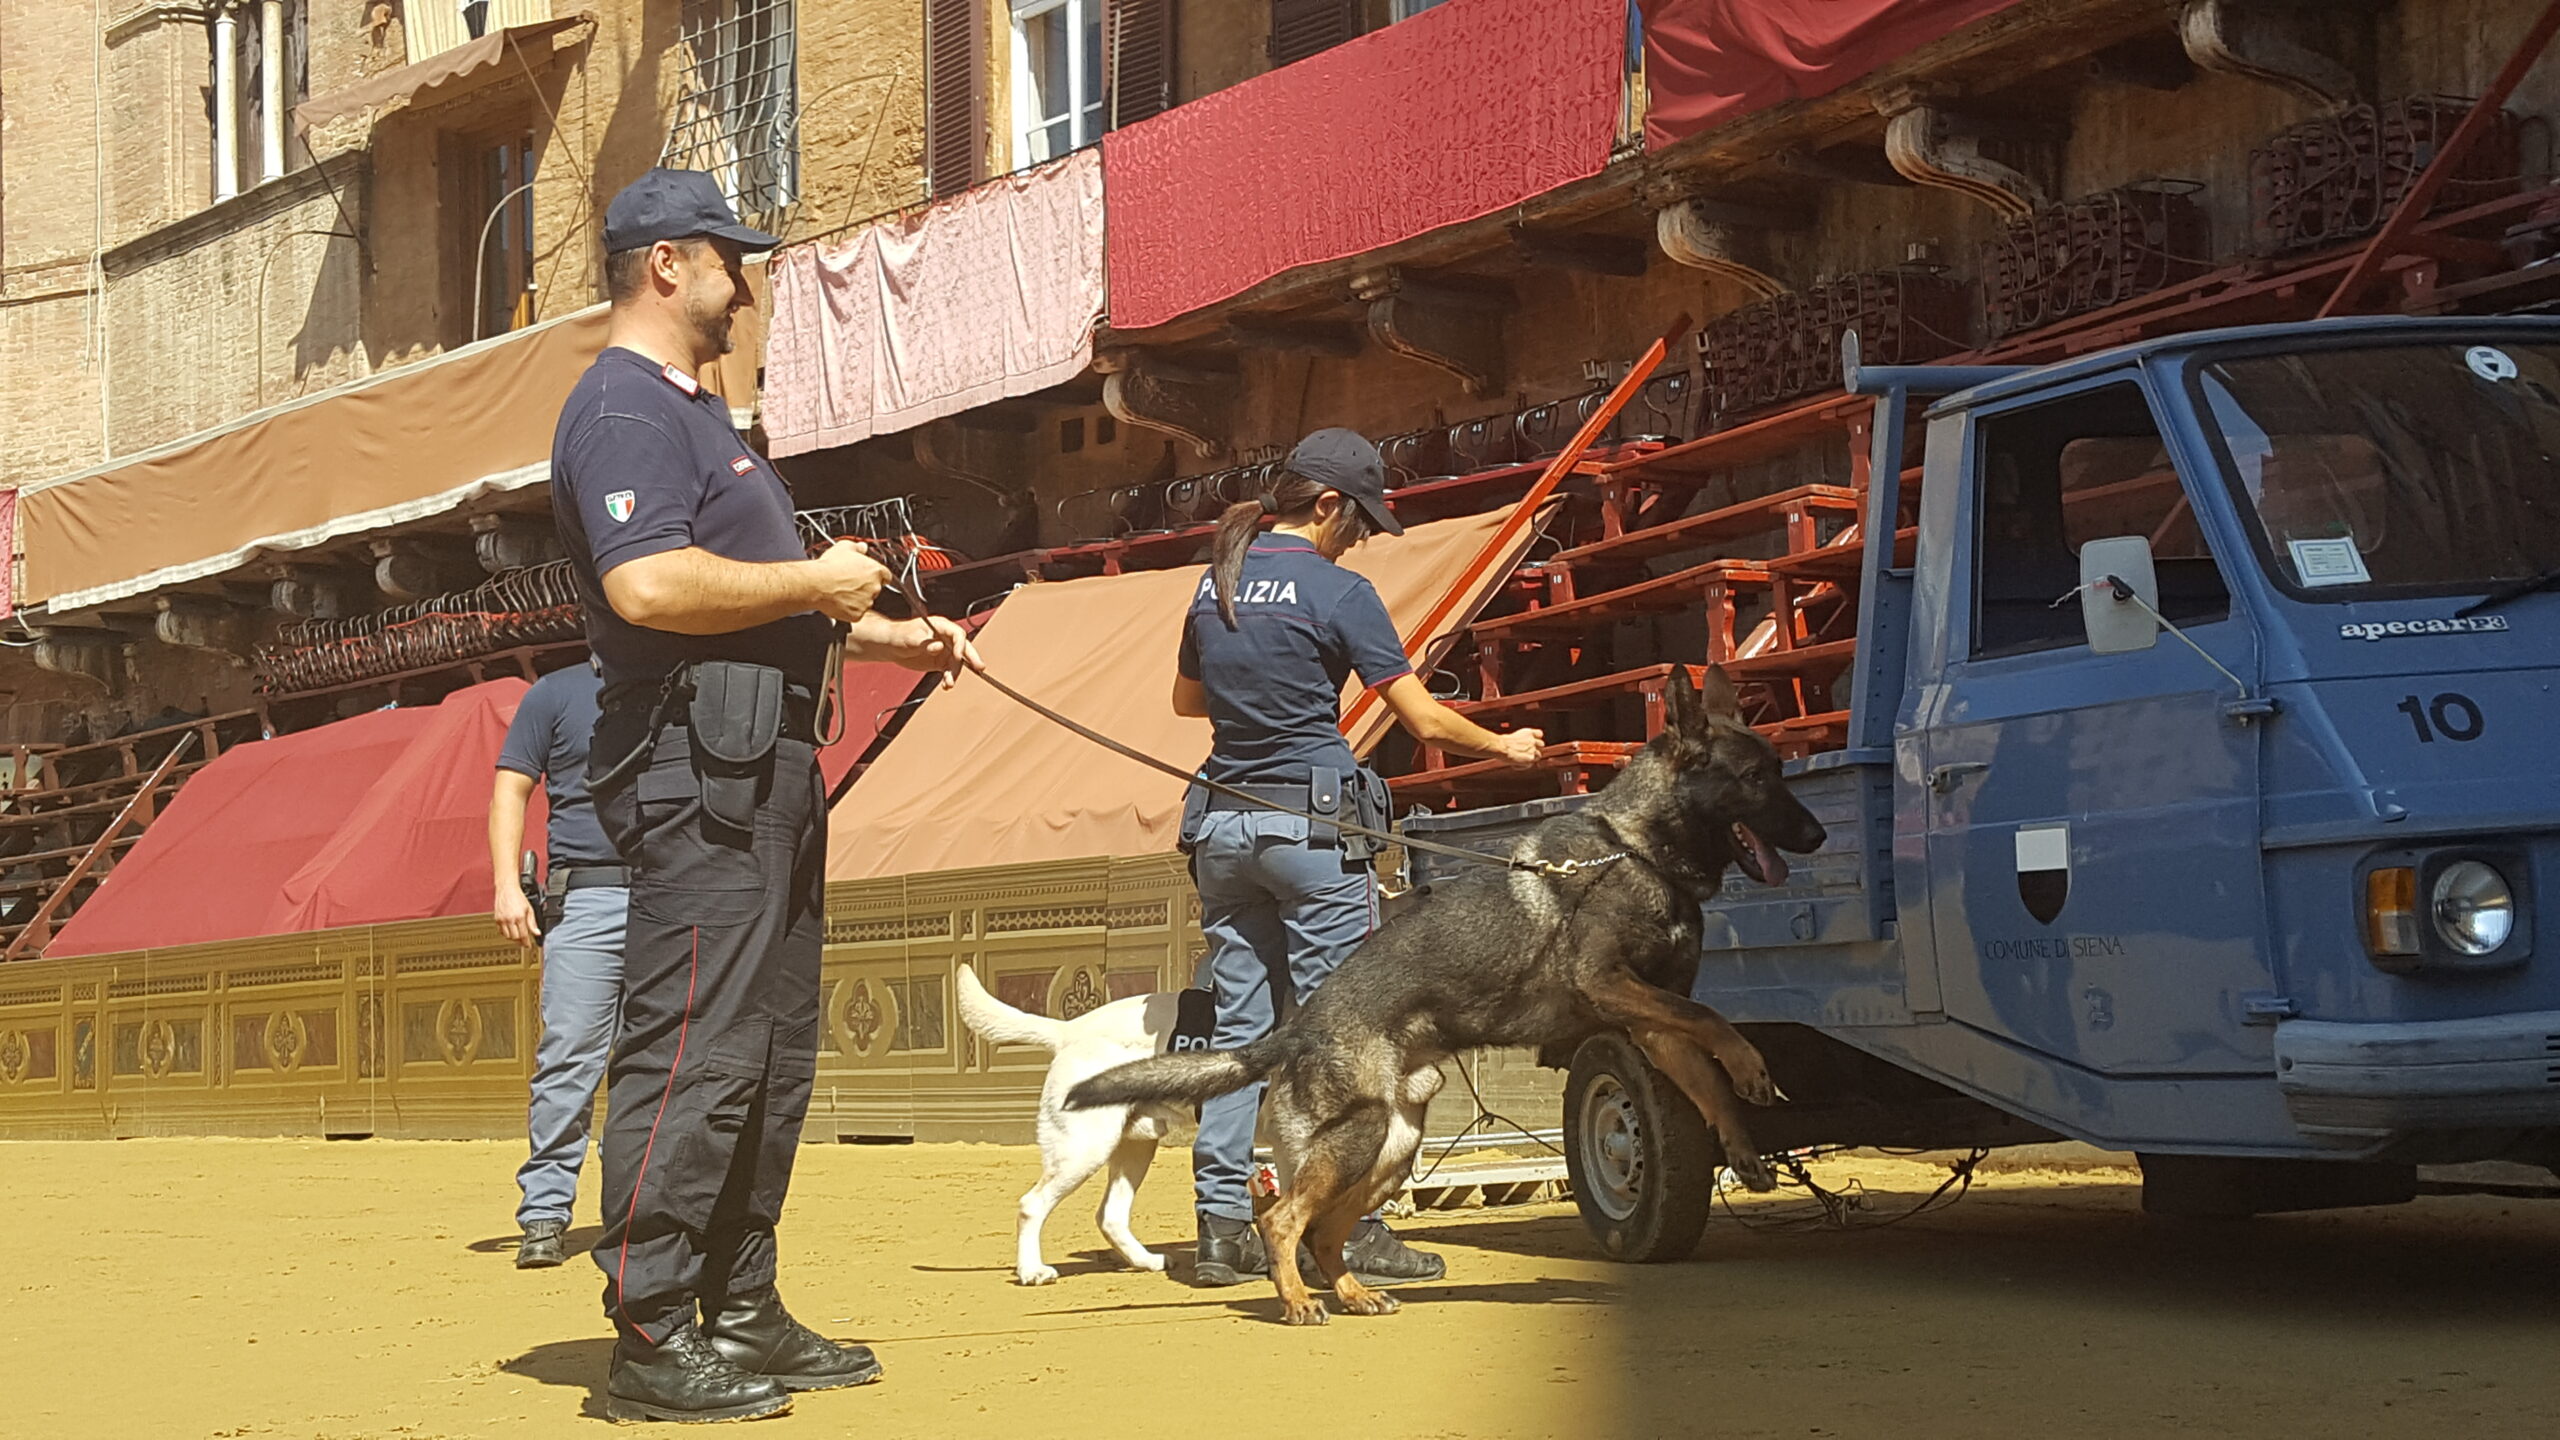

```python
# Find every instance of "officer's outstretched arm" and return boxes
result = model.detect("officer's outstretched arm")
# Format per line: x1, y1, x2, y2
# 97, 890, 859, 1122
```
1374, 675, 1544, 768
604, 542, 888, 633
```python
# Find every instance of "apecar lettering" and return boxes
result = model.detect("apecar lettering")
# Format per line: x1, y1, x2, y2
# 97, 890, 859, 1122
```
2340, 615, 2510, 641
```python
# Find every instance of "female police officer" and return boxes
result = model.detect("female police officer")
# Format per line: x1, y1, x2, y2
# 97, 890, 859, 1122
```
1174, 427, 1544, 1287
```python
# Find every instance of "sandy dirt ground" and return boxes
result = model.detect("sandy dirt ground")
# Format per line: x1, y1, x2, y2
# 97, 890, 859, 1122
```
4, 1138, 2558, 1440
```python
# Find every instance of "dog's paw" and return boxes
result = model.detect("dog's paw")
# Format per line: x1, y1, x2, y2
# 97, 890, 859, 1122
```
1337, 1287, 1401, 1318
1722, 1050, 1779, 1107
1016, 1264, 1061, 1286
1128, 1250, 1166, 1272
1282, 1298, 1330, 1327
1727, 1150, 1778, 1193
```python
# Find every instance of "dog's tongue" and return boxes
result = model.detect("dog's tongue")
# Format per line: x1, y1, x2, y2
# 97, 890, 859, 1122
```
1736, 823, 1787, 885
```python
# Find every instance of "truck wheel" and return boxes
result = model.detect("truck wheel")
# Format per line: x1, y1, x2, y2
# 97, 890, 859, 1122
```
1565, 1032, 1718, 1262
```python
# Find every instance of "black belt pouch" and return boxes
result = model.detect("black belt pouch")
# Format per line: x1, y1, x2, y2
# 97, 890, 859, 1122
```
689, 660, 784, 834
1307, 766, 1343, 849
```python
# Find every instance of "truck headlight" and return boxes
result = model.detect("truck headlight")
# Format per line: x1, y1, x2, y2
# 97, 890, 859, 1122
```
2432, 860, 2516, 956
2361, 847, 2532, 973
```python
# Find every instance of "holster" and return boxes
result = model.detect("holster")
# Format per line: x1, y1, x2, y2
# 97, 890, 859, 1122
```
1336, 768, 1393, 863
519, 851, 551, 931
1176, 778, 1211, 856
688, 659, 784, 834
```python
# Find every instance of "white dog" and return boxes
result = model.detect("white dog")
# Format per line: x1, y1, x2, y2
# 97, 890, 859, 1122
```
954, 964, 1191, 1285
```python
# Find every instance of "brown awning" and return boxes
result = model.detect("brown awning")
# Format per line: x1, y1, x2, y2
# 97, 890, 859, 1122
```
20, 305, 611, 612
293, 16, 590, 135
827, 504, 1554, 879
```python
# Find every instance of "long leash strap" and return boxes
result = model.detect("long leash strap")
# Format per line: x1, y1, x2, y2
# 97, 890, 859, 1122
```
960, 663, 1620, 882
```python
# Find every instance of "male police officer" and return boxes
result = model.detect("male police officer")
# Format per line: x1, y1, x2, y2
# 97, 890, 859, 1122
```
490, 658, 625, 1270
552, 169, 978, 1425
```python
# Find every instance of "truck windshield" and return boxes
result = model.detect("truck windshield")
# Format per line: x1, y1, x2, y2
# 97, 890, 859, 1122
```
2193, 341, 2560, 600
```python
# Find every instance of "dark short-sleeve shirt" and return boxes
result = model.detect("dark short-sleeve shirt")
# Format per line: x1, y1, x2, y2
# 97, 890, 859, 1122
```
1180, 535, 1412, 786
549, 346, 830, 689
496, 665, 618, 867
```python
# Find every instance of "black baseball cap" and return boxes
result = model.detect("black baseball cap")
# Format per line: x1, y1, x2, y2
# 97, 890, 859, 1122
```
602, 168, 781, 254
1287, 427, 1403, 536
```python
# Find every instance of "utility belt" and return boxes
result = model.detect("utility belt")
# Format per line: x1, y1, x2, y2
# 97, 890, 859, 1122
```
594, 659, 821, 832
1180, 765, 1393, 862
543, 864, 631, 897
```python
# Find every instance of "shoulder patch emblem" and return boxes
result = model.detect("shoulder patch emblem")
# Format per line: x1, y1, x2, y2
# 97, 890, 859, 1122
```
604, 490, 636, 523
730, 455, 757, 476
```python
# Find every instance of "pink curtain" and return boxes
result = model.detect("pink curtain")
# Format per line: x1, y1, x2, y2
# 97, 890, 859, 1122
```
762, 150, 1105, 457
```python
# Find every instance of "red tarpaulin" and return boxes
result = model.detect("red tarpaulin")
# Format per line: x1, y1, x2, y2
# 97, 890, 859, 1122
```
1101, 0, 1625, 332
47, 680, 539, 957
1639, 0, 2024, 149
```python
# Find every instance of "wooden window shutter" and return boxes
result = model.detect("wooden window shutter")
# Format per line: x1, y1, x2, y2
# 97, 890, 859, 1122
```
1267, 0, 1358, 68
1105, 0, 1177, 129
924, 0, 987, 197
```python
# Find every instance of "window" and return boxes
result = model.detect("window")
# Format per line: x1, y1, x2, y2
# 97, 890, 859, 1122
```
662, 0, 800, 238
1971, 382, 2229, 659
1392, 0, 1451, 18
208, 0, 309, 201
405, 0, 547, 64
2194, 342, 2560, 600
1012, 0, 1103, 168
468, 132, 538, 341
926, 0, 989, 196
1269, 0, 1359, 66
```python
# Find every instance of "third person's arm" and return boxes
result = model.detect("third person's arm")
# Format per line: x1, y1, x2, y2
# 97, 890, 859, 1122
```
1376, 674, 1543, 767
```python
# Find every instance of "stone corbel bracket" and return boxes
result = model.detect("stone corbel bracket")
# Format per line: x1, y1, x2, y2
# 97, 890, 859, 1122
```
1656, 199, 1792, 299
2179, 0, 2357, 109
1351, 267, 1512, 398
1879, 92, 2055, 220
1096, 348, 1236, 459
153, 595, 254, 664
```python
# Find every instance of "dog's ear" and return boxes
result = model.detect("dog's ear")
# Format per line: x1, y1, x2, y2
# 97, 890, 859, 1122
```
1664, 665, 1701, 739
1699, 664, 1742, 723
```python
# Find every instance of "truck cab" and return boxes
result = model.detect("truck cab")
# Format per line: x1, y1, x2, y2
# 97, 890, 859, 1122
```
1414, 317, 2560, 1256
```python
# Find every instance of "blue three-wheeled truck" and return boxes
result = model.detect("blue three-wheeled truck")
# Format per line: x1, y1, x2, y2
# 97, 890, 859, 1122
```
1409, 315, 2560, 1259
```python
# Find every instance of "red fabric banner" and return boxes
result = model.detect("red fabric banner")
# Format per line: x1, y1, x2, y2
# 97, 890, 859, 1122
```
1101, 0, 1626, 333
48, 680, 537, 957
1639, 0, 2024, 149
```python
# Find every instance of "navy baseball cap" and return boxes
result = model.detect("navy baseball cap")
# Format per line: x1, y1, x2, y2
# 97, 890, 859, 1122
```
1287, 428, 1403, 536
602, 168, 781, 254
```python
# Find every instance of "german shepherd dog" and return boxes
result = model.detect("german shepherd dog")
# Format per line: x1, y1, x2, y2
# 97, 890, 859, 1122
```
1067, 666, 1827, 1325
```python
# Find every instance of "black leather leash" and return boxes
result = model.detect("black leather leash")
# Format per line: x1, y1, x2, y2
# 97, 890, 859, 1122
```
960, 659, 1622, 882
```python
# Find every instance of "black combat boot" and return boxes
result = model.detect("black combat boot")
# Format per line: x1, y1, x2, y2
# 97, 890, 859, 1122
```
1326, 1219, 1445, 1286
703, 1285, 883, 1391
1191, 1213, 1270, 1287
605, 1321, 792, 1424
514, 1219, 567, 1270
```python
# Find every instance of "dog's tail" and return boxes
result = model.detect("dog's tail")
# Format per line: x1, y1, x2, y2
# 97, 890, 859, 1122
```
953, 963, 1070, 1053
1064, 1032, 1288, 1110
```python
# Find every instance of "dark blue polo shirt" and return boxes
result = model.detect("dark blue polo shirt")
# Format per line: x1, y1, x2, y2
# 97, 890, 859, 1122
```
1178, 536, 1411, 786
549, 346, 830, 689
496, 664, 618, 867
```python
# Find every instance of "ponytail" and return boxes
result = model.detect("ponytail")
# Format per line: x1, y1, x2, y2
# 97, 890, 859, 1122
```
1208, 499, 1267, 630
1207, 470, 1379, 628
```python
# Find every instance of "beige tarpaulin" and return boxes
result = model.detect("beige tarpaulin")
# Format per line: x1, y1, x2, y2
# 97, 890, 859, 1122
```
292, 17, 591, 134
828, 505, 1548, 879
20, 305, 611, 612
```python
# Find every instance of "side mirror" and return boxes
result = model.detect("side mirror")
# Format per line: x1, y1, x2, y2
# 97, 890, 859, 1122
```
2079, 535, 2161, 655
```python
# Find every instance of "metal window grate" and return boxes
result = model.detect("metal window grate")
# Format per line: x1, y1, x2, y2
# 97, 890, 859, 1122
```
662, 0, 801, 239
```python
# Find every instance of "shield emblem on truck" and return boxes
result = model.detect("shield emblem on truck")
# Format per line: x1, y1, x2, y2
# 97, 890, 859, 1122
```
2015, 824, 2070, 925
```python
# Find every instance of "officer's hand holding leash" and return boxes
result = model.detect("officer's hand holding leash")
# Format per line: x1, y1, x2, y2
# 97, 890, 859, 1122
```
806, 540, 894, 623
